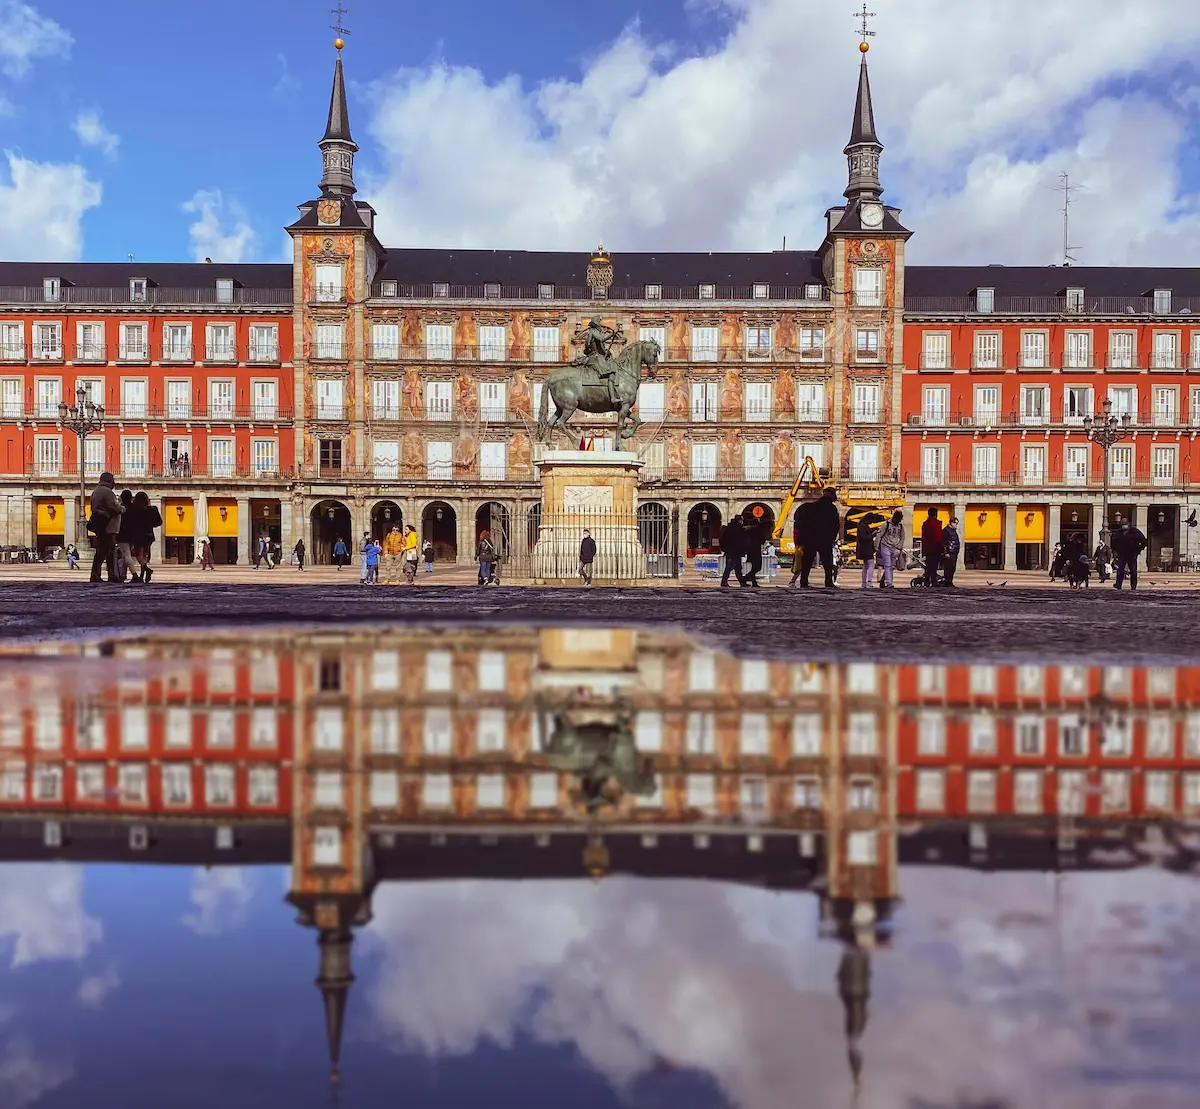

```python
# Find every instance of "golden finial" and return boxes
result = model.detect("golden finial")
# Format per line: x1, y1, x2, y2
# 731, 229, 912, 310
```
856, 4, 875, 52
331, 2, 350, 50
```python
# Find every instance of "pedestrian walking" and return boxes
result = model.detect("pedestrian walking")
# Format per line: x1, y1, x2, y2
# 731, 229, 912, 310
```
65, 543, 80, 570
1093, 539, 1112, 583
920, 507, 943, 588
293, 539, 306, 571
579, 529, 597, 585
254, 534, 271, 569
788, 500, 816, 587
381, 525, 404, 585
332, 537, 349, 570
719, 516, 747, 587
799, 488, 840, 589
1111, 521, 1147, 591
1049, 542, 1065, 581
363, 538, 382, 584
1063, 533, 1086, 589
875, 510, 905, 589
941, 517, 961, 587
477, 529, 498, 585
115, 489, 136, 583
402, 525, 419, 584
357, 532, 371, 583
87, 471, 124, 584
199, 537, 216, 570
855, 519, 877, 589
423, 538, 434, 573
741, 514, 763, 588
129, 491, 162, 583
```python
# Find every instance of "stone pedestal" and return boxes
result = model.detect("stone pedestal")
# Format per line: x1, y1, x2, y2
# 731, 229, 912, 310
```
535, 451, 645, 583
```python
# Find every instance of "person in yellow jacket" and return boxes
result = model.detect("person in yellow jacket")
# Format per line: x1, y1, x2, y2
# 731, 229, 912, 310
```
380, 525, 405, 585
402, 524, 420, 584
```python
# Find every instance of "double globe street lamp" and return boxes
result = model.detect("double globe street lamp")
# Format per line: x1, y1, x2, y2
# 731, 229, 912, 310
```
57, 385, 105, 545
1082, 397, 1131, 545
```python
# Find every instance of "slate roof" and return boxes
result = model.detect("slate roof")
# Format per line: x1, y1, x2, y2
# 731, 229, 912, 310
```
374, 248, 826, 289
0, 261, 292, 288
906, 265, 1200, 299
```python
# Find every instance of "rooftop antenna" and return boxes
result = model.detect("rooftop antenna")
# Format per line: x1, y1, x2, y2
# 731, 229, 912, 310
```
127, 253, 134, 263
1054, 172, 1085, 267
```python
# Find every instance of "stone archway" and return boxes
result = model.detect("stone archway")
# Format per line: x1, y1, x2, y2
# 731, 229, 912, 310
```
741, 501, 776, 540
422, 501, 458, 563
372, 500, 403, 541
310, 500, 352, 565
687, 502, 722, 556
475, 502, 511, 557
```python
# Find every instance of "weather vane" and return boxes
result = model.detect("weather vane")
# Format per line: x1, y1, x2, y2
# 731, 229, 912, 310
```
856, 3, 876, 51
331, 2, 350, 48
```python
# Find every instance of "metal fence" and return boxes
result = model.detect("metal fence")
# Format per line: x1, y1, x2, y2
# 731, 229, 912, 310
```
482, 504, 679, 582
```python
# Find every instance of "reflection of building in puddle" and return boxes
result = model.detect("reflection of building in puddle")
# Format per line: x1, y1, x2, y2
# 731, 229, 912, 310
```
1, 633, 1199, 1087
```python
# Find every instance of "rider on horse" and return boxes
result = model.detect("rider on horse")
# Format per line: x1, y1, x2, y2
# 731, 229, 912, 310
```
572, 317, 622, 406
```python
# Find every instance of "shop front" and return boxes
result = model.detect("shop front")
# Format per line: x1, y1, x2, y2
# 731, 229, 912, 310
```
250, 498, 282, 554
1015, 505, 1047, 570
963, 505, 1003, 570
35, 498, 65, 558
206, 498, 239, 564
163, 499, 195, 565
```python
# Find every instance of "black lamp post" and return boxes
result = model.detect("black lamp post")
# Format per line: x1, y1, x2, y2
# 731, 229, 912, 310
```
1083, 397, 1131, 544
58, 385, 105, 544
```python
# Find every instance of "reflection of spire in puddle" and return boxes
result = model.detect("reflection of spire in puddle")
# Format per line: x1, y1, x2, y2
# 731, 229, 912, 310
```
838, 942, 871, 1103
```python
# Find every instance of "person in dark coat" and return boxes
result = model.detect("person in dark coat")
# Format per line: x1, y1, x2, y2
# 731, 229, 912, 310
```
799, 488, 840, 588
941, 516, 961, 587
1111, 521, 1148, 591
719, 516, 747, 587
1093, 539, 1112, 583
88, 471, 124, 583
1062, 533, 1085, 588
741, 513, 763, 587
579, 529, 597, 586
115, 489, 135, 583
920, 507, 943, 588
788, 500, 816, 587
129, 491, 163, 583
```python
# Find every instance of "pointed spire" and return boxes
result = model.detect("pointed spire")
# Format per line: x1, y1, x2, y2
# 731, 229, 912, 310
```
843, 42, 884, 203
317, 928, 355, 1084
319, 40, 358, 198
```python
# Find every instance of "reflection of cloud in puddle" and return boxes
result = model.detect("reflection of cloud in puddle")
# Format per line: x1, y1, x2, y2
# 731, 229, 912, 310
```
0, 865, 101, 968
77, 965, 120, 1008
182, 868, 258, 935
362, 871, 1200, 1109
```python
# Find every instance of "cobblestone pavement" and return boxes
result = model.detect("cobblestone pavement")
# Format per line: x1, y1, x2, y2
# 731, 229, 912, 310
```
0, 576, 1197, 664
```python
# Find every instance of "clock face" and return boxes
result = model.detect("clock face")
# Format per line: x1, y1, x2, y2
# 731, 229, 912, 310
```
860, 202, 884, 228
317, 198, 341, 225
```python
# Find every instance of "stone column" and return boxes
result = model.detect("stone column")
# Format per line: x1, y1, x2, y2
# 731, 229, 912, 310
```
63, 499, 78, 549
1133, 503, 1148, 536
1048, 503, 1062, 547
236, 496, 251, 565
1003, 504, 1017, 571
280, 498, 294, 556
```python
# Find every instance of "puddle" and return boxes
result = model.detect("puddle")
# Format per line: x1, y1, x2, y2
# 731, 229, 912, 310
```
0, 624, 1197, 1107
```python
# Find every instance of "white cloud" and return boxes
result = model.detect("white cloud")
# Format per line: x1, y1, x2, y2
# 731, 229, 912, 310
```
181, 188, 259, 263
0, 864, 102, 967
76, 965, 120, 1008
361, 0, 1200, 265
0, 0, 70, 79
182, 867, 258, 935
72, 109, 119, 158
360, 869, 1200, 1109
0, 1039, 71, 1109
0, 152, 101, 260
272, 53, 299, 101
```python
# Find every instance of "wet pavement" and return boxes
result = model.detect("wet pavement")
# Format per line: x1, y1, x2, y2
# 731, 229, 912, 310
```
0, 622, 1198, 1109
1, 580, 1199, 663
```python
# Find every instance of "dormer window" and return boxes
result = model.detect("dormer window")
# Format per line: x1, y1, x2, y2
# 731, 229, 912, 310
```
432, 282, 450, 298
215, 278, 234, 304
43, 278, 61, 303
804, 283, 823, 300
645, 284, 662, 300
537, 283, 554, 299
1066, 287, 1085, 312
129, 278, 147, 303
591, 284, 607, 300
380, 280, 397, 298
484, 283, 501, 299
1154, 288, 1172, 314
752, 283, 769, 299
698, 283, 715, 300
975, 287, 995, 314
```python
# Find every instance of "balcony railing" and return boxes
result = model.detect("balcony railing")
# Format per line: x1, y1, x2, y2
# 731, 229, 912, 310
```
905, 294, 1200, 316
904, 469, 1195, 490
0, 286, 292, 306
371, 283, 832, 304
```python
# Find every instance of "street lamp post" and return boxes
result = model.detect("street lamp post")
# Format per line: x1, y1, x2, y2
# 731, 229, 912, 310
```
1083, 397, 1131, 546
57, 385, 105, 546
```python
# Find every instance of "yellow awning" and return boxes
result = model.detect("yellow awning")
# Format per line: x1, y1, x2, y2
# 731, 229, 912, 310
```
1016, 506, 1046, 543
164, 499, 194, 537
914, 504, 952, 528
207, 499, 238, 538
964, 505, 1003, 543
36, 499, 64, 535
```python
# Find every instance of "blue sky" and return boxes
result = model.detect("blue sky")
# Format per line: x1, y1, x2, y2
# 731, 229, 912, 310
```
4, 0, 1200, 265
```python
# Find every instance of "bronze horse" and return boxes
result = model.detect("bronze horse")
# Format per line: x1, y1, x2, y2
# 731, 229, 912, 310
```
535, 338, 661, 444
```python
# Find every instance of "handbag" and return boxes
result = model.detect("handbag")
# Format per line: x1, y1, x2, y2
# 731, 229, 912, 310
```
897, 549, 908, 571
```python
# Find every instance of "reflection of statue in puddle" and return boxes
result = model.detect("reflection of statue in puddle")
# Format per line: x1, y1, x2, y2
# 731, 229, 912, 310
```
539, 700, 655, 812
